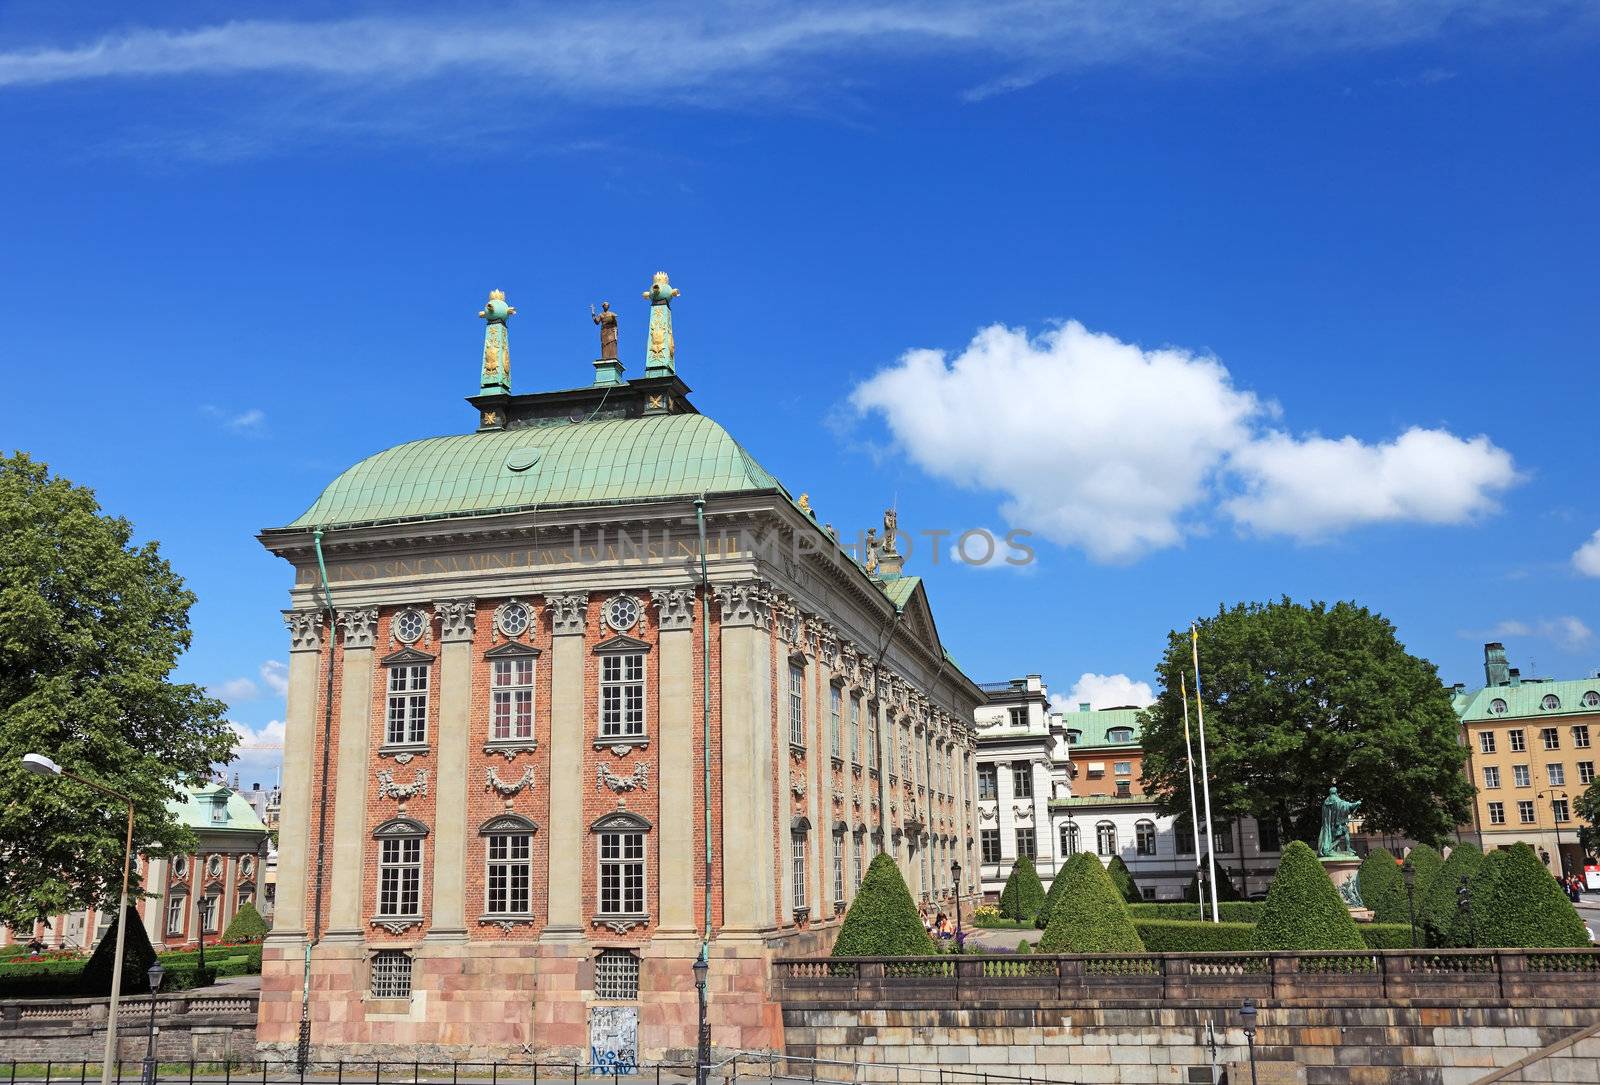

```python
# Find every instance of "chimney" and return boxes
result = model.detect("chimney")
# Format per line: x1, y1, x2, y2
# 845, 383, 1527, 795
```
1484, 642, 1510, 687
1509, 667, 1521, 687
1078, 702, 1091, 713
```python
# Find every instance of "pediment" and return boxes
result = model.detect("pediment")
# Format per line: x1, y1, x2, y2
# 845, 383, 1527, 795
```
593, 634, 651, 654
479, 813, 539, 835
380, 646, 436, 666
372, 816, 429, 839
590, 809, 652, 832
484, 641, 542, 660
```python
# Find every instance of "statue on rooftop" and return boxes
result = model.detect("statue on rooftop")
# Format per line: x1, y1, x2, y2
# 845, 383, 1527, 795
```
642, 271, 681, 377
881, 507, 899, 555
1317, 786, 1361, 858
591, 302, 619, 360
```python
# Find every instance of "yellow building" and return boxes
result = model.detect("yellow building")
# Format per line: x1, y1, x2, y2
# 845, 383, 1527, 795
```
1457, 642, 1597, 879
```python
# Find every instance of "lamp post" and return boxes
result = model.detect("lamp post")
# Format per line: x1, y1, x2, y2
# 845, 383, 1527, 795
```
1401, 860, 1418, 949
692, 951, 709, 1085
1539, 790, 1570, 880
141, 962, 164, 1085
23, 753, 136, 1085
1457, 875, 1475, 946
951, 860, 964, 954
1237, 1000, 1259, 1085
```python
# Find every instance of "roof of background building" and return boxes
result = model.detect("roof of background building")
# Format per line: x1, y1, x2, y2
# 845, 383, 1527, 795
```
1049, 795, 1155, 809
285, 413, 782, 529
1060, 706, 1146, 749
1456, 678, 1600, 723
168, 784, 269, 834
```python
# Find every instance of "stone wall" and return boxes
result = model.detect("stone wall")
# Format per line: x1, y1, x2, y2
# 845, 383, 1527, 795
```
0, 992, 258, 1063
1470, 1019, 1600, 1084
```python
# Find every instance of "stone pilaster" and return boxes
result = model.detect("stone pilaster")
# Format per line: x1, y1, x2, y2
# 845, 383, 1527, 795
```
715, 581, 775, 934
428, 598, 476, 940
142, 859, 166, 943
543, 593, 589, 941
269, 609, 323, 942
804, 655, 824, 916
326, 606, 378, 939
651, 588, 697, 937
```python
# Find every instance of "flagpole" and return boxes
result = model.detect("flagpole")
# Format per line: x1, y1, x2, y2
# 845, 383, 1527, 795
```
1191, 625, 1221, 924
1180, 673, 1207, 921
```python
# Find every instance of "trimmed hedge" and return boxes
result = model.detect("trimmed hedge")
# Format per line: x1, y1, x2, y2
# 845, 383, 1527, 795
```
1358, 848, 1405, 923
1253, 841, 1365, 951
998, 856, 1046, 922
1421, 843, 1483, 948
1037, 851, 1145, 954
1471, 843, 1589, 949
1359, 923, 1416, 950
222, 901, 269, 944
1037, 853, 1094, 929
832, 852, 936, 957
1135, 920, 1254, 952
1128, 901, 1265, 923
1108, 856, 1141, 904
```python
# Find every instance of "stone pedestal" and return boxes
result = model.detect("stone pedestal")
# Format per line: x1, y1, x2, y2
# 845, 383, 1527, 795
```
1320, 856, 1373, 921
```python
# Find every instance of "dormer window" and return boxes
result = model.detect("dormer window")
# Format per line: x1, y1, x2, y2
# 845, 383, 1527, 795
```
1541, 694, 1562, 711
1107, 727, 1134, 744
1490, 698, 1509, 715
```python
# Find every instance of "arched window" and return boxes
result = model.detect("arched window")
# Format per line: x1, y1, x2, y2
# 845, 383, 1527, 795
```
1107, 727, 1134, 743
1096, 821, 1117, 857
1541, 694, 1562, 711
1060, 821, 1079, 856
479, 814, 538, 917
1135, 820, 1157, 856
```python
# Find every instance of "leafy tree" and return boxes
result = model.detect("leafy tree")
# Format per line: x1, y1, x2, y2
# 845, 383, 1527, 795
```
0, 454, 233, 928
1037, 853, 1093, 929
78, 904, 157, 996
1037, 853, 1145, 954
1139, 600, 1473, 847
1107, 856, 1141, 904
1471, 843, 1588, 948
1577, 778, 1600, 857
1252, 841, 1365, 951
997, 855, 1045, 922
1420, 842, 1482, 947
1357, 848, 1406, 924
832, 853, 936, 957
222, 900, 269, 943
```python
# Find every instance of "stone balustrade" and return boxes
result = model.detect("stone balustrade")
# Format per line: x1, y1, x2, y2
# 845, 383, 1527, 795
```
0, 991, 259, 1062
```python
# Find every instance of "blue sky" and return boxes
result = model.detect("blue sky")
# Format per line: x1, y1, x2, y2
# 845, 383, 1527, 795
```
3, 2, 1598, 785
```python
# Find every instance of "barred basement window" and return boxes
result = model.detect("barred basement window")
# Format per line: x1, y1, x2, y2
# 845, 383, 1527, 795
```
594, 950, 640, 1000
600, 653, 645, 738
371, 951, 412, 998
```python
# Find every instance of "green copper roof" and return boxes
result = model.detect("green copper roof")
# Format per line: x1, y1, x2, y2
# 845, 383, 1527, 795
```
284, 414, 781, 529
1060, 707, 1146, 749
168, 784, 268, 834
1456, 678, 1600, 723
881, 575, 921, 609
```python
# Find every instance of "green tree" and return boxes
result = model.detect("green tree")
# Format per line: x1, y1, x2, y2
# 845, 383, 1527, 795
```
1357, 848, 1406, 924
1420, 842, 1483, 947
222, 900, 270, 943
1037, 853, 1145, 954
1252, 841, 1365, 951
1139, 600, 1473, 847
832, 853, 936, 957
1107, 856, 1141, 904
0, 454, 233, 928
1577, 777, 1600, 856
1471, 843, 1588, 948
997, 855, 1045, 921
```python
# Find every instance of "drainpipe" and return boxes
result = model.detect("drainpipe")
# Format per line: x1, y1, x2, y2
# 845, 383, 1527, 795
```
693, 498, 714, 1081
298, 529, 339, 1071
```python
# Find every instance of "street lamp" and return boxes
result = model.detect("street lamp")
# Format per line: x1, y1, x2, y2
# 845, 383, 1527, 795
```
1457, 875, 1475, 946
1237, 1000, 1259, 1085
141, 962, 164, 1085
692, 951, 709, 1085
23, 753, 137, 1085
1538, 790, 1570, 880
951, 860, 964, 954
1401, 860, 1418, 949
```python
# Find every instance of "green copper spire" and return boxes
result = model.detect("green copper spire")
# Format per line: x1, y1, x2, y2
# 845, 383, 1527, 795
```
642, 271, 680, 377
478, 289, 515, 395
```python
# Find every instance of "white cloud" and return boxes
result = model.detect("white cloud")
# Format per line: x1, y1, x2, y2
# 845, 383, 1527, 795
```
1224, 427, 1518, 540
210, 676, 259, 703
1478, 617, 1593, 652
1052, 673, 1155, 712
852, 320, 1518, 562
259, 659, 289, 697
1573, 529, 1600, 577
202, 405, 266, 435
228, 718, 286, 747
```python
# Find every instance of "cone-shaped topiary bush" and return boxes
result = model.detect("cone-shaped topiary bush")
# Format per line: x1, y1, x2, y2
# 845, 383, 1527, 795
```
1358, 848, 1406, 924
78, 904, 158, 996
1108, 855, 1142, 904
1471, 843, 1589, 948
1037, 854, 1146, 953
1404, 844, 1443, 902
1037, 853, 1095, 928
1252, 841, 1365, 951
222, 900, 270, 943
1420, 842, 1483, 947
1184, 864, 1244, 903
998, 855, 1046, 922
832, 852, 937, 957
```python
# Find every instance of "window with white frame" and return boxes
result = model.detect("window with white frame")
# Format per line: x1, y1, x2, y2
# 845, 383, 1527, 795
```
1015, 827, 1036, 858
1508, 729, 1526, 752
854, 835, 865, 888
980, 828, 1000, 863
595, 813, 648, 916
490, 655, 535, 742
375, 819, 426, 917
1513, 764, 1531, 787
791, 833, 808, 912
849, 696, 861, 764
600, 652, 646, 738
1479, 731, 1497, 754
1135, 820, 1157, 856
1487, 801, 1506, 825
199, 894, 218, 933
1580, 761, 1595, 784
1012, 762, 1033, 799
1060, 821, 1079, 855
1553, 799, 1570, 822
1518, 800, 1536, 823
900, 726, 911, 779
977, 764, 997, 800
832, 839, 845, 906
386, 662, 430, 746
789, 664, 806, 748
1548, 763, 1566, 786
371, 951, 412, 998
830, 686, 842, 758
485, 829, 534, 915
867, 709, 879, 770
1096, 822, 1116, 857
1574, 725, 1591, 748
595, 949, 640, 1000
1483, 766, 1501, 788
1542, 727, 1560, 750
165, 893, 186, 935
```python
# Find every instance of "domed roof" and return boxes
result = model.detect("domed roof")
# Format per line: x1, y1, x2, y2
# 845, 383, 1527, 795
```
285, 412, 781, 529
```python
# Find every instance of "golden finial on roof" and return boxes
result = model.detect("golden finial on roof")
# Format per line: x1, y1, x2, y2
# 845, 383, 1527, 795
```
479, 289, 516, 322
798, 493, 812, 515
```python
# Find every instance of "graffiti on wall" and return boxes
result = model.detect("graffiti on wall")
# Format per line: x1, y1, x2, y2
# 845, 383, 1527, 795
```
589, 1005, 638, 1076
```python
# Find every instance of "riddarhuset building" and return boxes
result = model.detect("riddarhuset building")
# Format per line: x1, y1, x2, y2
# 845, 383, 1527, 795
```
255, 276, 983, 1062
